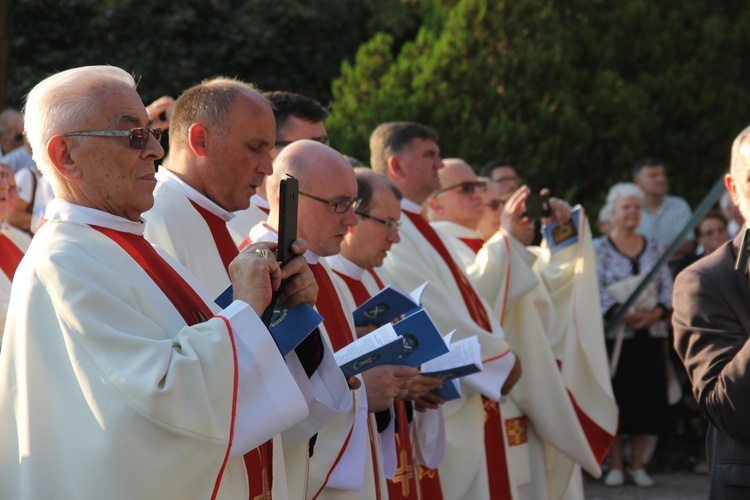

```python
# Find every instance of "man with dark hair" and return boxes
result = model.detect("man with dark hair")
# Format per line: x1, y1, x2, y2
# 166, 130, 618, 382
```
632, 156, 694, 260
371, 121, 522, 499
227, 91, 330, 244
481, 158, 519, 199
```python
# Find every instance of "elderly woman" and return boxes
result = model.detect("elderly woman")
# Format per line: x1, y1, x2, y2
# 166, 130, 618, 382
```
0, 162, 31, 330
594, 182, 673, 488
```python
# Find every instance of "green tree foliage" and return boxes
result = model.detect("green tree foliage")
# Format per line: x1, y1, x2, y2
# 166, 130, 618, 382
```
328, 0, 750, 211
4, 0, 420, 108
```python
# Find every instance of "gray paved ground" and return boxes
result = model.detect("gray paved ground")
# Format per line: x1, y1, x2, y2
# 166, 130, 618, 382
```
583, 471, 709, 499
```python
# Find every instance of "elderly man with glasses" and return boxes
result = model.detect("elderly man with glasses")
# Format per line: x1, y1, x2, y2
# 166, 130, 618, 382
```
427, 157, 612, 498
0, 65, 327, 500
326, 167, 448, 500
247, 140, 418, 499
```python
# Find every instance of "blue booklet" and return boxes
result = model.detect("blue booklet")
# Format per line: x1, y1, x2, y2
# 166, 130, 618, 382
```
215, 285, 322, 357
543, 206, 581, 254
421, 334, 483, 401
432, 379, 462, 401
335, 308, 449, 377
352, 282, 428, 327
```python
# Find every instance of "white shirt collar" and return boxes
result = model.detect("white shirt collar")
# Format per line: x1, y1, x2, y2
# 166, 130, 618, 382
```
325, 253, 365, 279
251, 194, 270, 210
401, 198, 423, 214
156, 169, 234, 222
248, 222, 320, 264
44, 199, 146, 235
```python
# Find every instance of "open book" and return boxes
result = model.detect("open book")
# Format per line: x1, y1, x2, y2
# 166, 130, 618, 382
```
352, 282, 428, 326
215, 285, 322, 357
421, 333, 483, 401
335, 308, 448, 377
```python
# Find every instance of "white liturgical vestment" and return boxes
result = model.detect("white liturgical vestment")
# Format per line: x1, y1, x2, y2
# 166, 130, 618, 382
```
249, 223, 367, 500
0, 200, 311, 500
144, 171, 353, 499
433, 220, 601, 500
380, 199, 518, 500
228, 194, 270, 246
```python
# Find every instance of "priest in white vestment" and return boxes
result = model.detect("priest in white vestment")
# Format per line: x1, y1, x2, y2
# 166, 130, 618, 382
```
428, 159, 608, 499
253, 140, 418, 499
142, 79, 352, 499
370, 122, 521, 500
0, 66, 324, 500
326, 168, 447, 500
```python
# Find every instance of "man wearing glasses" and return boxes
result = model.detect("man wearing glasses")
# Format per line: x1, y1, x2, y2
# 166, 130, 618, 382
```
371, 121, 521, 499
428, 158, 605, 499
327, 167, 448, 500
0, 65, 324, 499
227, 91, 330, 245
143, 78, 351, 498
249, 139, 417, 499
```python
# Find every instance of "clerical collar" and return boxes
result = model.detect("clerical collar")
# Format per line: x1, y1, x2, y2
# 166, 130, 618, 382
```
156, 169, 235, 222
251, 194, 270, 210
401, 198, 423, 214
248, 221, 320, 264
325, 253, 365, 280
44, 199, 145, 235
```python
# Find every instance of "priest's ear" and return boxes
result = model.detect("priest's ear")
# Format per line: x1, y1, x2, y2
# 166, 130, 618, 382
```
187, 123, 209, 157
387, 154, 406, 180
427, 195, 443, 215
47, 134, 81, 180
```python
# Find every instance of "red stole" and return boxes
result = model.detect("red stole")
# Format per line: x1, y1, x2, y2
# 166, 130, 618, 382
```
189, 201, 239, 274
403, 211, 512, 499
309, 263, 355, 350
404, 212, 492, 332
91, 226, 232, 499
388, 401, 423, 500
186, 201, 274, 500
460, 237, 485, 254
258, 205, 270, 215
334, 267, 435, 500
308, 263, 367, 499
0, 232, 24, 280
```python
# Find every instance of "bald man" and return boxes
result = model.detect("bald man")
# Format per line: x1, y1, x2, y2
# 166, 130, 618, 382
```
249, 140, 416, 499
428, 159, 606, 499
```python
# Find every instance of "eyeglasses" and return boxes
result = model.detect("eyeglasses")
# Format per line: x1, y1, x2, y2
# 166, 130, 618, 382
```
491, 175, 518, 185
484, 199, 506, 211
65, 127, 162, 150
275, 136, 330, 148
435, 180, 487, 196
299, 190, 360, 214
356, 212, 402, 232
